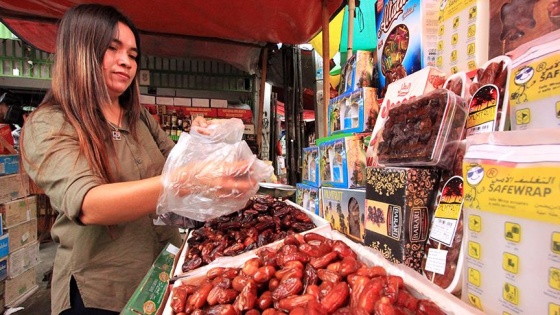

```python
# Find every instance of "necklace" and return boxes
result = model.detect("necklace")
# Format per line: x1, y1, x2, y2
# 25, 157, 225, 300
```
110, 108, 123, 141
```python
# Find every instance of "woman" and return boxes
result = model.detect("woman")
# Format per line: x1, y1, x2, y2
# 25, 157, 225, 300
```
21, 4, 252, 314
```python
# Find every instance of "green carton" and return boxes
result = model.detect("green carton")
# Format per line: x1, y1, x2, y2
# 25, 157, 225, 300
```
120, 243, 179, 315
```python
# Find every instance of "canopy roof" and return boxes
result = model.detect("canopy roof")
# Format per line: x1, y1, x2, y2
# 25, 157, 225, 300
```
0, 0, 344, 74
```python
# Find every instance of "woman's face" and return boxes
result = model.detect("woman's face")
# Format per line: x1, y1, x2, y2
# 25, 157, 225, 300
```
102, 22, 138, 101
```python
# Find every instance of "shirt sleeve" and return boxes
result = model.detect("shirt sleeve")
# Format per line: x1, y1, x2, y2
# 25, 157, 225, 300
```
21, 107, 101, 225
140, 106, 175, 158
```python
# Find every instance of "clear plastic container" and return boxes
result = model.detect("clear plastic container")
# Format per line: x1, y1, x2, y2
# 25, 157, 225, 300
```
377, 89, 468, 170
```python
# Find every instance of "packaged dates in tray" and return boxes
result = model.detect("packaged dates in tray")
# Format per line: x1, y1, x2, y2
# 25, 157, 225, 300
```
377, 89, 468, 170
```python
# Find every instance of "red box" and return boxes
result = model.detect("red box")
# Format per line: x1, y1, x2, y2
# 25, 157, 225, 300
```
0, 124, 15, 154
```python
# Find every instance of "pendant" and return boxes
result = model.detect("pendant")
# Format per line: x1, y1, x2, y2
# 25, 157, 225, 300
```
112, 130, 121, 141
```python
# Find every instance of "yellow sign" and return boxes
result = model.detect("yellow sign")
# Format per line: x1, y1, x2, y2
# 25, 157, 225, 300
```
549, 303, 560, 315
468, 293, 483, 310
467, 43, 475, 56
552, 232, 560, 254
463, 163, 560, 225
503, 283, 519, 305
550, 267, 560, 290
469, 214, 482, 232
468, 267, 481, 287
468, 25, 476, 38
505, 222, 521, 243
515, 109, 531, 125
469, 241, 481, 259
502, 252, 519, 274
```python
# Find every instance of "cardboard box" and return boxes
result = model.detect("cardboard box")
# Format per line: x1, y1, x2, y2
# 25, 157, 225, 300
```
375, 0, 439, 98
318, 133, 368, 189
0, 196, 37, 229
155, 97, 174, 106
0, 154, 19, 176
295, 183, 320, 216
4, 266, 37, 307
301, 146, 320, 187
461, 130, 560, 313
5, 220, 37, 254
339, 50, 375, 94
0, 258, 7, 282
0, 174, 29, 205
489, 0, 560, 59
210, 99, 228, 108
173, 97, 191, 107
321, 187, 365, 243
192, 98, 210, 108
366, 67, 447, 167
328, 87, 379, 136
7, 241, 39, 279
122, 243, 180, 315
216, 108, 253, 124
139, 94, 156, 105
364, 167, 440, 273
436, 0, 490, 74
0, 235, 8, 259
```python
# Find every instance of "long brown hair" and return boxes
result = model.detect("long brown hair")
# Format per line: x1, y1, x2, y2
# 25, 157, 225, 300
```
23, 4, 142, 183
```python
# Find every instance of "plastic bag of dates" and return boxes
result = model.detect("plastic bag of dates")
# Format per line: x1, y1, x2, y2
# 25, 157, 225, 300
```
177, 196, 328, 274
157, 118, 273, 222
162, 230, 482, 315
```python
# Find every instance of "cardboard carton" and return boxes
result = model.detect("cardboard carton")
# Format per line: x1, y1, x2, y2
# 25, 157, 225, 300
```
321, 187, 365, 243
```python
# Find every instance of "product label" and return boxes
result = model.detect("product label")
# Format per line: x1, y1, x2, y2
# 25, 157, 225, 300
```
463, 163, 560, 224
429, 176, 463, 246
466, 84, 499, 135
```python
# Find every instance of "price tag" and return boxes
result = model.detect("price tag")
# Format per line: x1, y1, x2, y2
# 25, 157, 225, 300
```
425, 248, 448, 275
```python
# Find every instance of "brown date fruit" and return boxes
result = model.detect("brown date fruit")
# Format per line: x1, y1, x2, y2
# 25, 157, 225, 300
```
278, 294, 315, 312
283, 260, 304, 271
339, 256, 361, 276
206, 267, 225, 279
289, 307, 306, 315
257, 291, 273, 310
268, 278, 280, 291
321, 281, 349, 313
347, 275, 369, 310
277, 252, 310, 266
188, 282, 214, 309
272, 277, 303, 301
204, 304, 237, 315
310, 252, 338, 269
319, 281, 334, 297
332, 240, 357, 259
253, 265, 277, 283
212, 276, 232, 289
233, 280, 258, 311
232, 275, 252, 292
303, 232, 327, 243
245, 310, 261, 315
374, 296, 397, 315
386, 276, 404, 303
417, 300, 446, 315
356, 265, 387, 278
170, 285, 188, 313
317, 269, 342, 283
396, 290, 419, 311
305, 284, 321, 301
242, 257, 262, 277
357, 277, 386, 313
275, 267, 303, 282
302, 263, 318, 290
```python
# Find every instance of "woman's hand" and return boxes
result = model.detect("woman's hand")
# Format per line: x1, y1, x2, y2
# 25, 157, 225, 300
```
169, 159, 258, 198
191, 115, 211, 135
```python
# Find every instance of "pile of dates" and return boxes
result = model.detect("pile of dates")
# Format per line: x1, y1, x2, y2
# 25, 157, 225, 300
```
171, 233, 446, 315
183, 195, 317, 272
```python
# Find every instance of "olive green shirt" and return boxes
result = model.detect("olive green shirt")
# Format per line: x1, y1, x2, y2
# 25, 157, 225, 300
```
22, 105, 181, 314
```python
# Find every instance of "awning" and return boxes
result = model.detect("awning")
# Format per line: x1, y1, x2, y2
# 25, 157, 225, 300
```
0, 0, 344, 74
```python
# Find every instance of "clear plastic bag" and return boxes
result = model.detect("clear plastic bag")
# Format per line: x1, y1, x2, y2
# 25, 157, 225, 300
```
156, 118, 273, 222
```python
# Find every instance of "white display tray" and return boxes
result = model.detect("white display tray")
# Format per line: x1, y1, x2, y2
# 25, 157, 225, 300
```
161, 228, 482, 315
